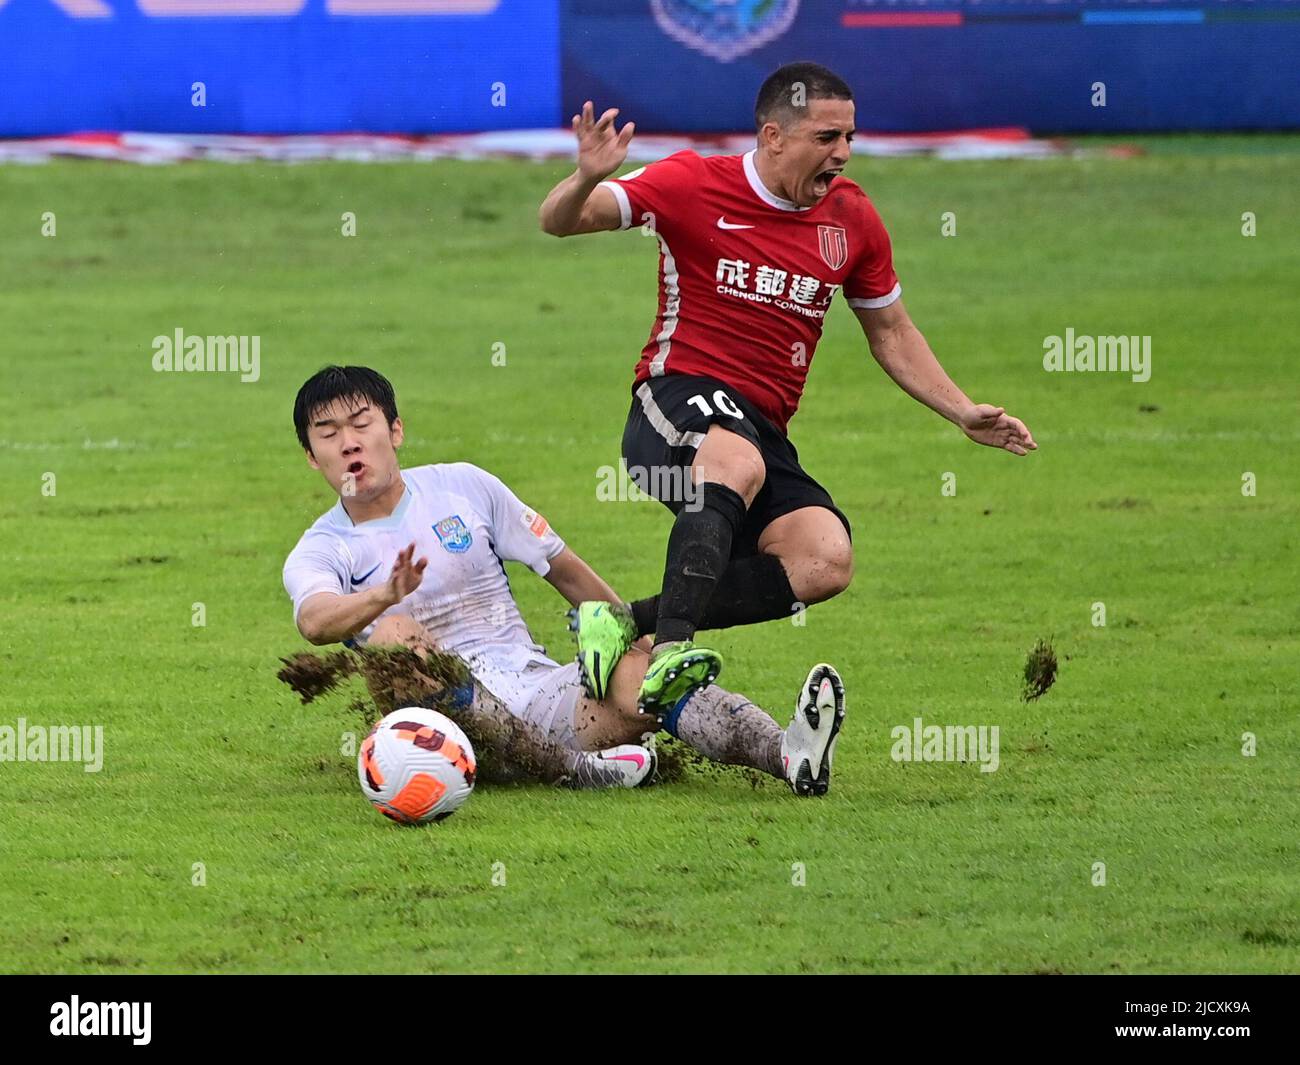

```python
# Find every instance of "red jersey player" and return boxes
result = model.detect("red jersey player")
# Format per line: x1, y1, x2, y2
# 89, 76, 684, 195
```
539, 63, 1035, 794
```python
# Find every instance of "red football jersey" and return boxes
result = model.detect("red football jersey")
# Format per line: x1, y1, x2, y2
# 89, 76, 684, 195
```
601, 149, 900, 434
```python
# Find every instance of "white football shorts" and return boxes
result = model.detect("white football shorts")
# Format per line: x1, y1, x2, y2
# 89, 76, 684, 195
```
470, 659, 586, 751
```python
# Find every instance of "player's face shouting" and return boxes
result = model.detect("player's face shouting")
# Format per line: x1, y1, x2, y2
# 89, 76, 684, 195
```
778, 97, 856, 207
303, 396, 404, 501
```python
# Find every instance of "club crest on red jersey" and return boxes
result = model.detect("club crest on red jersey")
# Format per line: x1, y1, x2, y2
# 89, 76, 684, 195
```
818, 225, 849, 271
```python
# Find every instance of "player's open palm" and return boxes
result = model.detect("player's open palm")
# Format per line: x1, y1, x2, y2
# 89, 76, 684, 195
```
385, 542, 428, 605
573, 100, 635, 181
961, 404, 1037, 456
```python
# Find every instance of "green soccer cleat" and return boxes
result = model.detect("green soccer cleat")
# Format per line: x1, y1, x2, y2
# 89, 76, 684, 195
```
567, 600, 638, 701
637, 641, 723, 722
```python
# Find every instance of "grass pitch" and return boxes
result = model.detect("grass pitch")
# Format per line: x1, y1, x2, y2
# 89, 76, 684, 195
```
1, 137, 1297, 973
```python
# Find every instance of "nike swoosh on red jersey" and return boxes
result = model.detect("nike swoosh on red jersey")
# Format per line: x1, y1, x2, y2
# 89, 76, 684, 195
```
715, 216, 755, 230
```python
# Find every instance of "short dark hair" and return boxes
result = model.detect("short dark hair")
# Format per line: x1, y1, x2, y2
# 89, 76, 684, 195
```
293, 365, 399, 451
754, 62, 853, 130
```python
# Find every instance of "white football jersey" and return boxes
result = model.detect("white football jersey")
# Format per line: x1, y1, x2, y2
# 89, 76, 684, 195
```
283, 463, 567, 684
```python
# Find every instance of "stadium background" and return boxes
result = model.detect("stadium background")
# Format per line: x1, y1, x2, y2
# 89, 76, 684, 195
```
2, 1, 1296, 979
1, 0, 1298, 136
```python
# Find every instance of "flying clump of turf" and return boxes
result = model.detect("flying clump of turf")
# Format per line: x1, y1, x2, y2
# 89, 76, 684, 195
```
277, 645, 473, 721
1021, 638, 1058, 702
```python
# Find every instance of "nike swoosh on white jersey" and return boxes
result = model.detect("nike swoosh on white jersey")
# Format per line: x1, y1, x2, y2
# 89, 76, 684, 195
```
716, 216, 755, 230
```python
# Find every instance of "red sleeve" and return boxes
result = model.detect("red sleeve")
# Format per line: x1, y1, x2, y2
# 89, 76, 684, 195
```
843, 194, 902, 309
599, 150, 701, 233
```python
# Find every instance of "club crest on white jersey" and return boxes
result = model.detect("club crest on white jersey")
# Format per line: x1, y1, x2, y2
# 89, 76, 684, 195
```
433, 514, 472, 553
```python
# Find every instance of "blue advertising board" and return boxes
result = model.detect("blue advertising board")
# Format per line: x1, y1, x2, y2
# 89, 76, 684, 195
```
0, 0, 560, 136
561, 0, 1300, 132
1, 0, 1297, 134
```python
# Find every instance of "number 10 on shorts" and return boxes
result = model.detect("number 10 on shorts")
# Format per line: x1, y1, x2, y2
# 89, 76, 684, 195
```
687, 390, 744, 419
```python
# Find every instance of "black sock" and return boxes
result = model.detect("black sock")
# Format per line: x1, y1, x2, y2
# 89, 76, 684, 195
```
653, 482, 747, 646
630, 596, 660, 639
632, 552, 798, 639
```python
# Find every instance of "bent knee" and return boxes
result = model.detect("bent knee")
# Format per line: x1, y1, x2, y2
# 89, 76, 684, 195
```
800, 539, 854, 604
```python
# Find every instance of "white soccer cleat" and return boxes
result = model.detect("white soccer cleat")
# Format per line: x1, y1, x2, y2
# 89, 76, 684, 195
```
780, 664, 846, 797
567, 743, 657, 789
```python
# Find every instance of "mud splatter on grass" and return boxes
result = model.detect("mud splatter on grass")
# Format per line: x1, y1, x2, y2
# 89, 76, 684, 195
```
277, 645, 472, 724
277, 646, 765, 789
653, 736, 767, 790
277, 650, 356, 706
278, 646, 521, 785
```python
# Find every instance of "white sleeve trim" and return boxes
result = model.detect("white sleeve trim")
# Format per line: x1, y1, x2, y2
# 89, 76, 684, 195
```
846, 282, 902, 310
527, 530, 567, 576
599, 180, 632, 230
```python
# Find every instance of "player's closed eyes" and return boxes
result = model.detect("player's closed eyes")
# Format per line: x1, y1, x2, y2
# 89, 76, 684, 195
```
317, 421, 367, 438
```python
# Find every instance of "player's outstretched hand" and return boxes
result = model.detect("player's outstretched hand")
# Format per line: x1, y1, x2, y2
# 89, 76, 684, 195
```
384, 542, 428, 605
572, 100, 635, 182
960, 404, 1037, 456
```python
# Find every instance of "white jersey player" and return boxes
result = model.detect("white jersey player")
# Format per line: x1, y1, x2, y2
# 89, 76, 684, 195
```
283, 366, 848, 797
286, 459, 606, 747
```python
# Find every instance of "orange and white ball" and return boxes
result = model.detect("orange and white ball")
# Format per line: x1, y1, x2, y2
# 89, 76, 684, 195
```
358, 707, 476, 824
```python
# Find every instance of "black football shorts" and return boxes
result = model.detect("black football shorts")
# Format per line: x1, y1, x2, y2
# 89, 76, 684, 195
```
620, 373, 851, 558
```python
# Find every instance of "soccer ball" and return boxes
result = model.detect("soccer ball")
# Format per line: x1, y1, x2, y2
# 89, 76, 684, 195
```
358, 707, 477, 824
